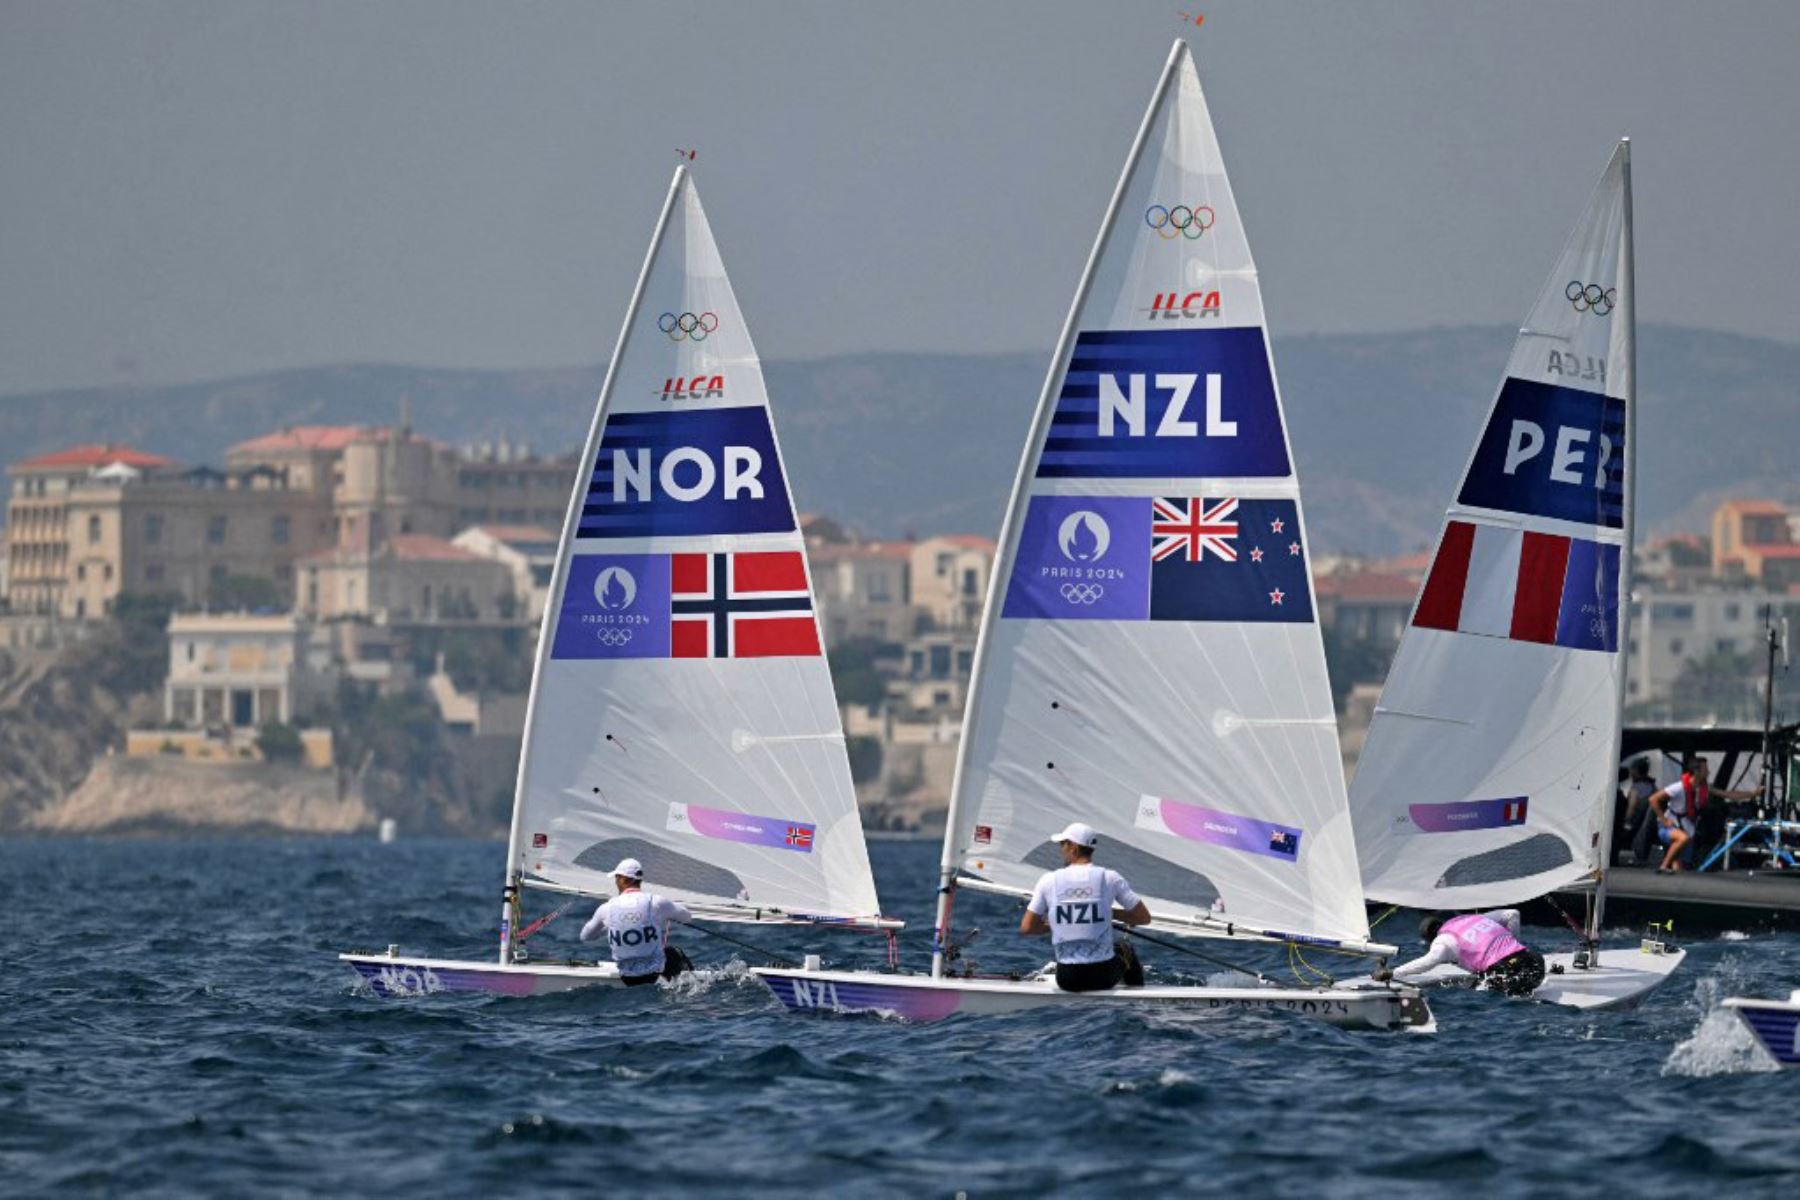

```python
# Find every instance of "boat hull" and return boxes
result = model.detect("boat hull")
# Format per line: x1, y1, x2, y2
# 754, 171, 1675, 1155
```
1347, 945, 1684, 1011
751, 966, 1433, 1032
1722, 994, 1800, 1068
340, 953, 622, 997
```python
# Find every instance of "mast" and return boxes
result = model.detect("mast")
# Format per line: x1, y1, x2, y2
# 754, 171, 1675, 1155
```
1589, 138, 1634, 944
497, 166, 687, 964
929, 40, 1186, 979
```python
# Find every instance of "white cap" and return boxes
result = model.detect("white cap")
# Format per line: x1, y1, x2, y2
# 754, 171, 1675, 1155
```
1051, 822, 1099, 849
611, 857, 644, 880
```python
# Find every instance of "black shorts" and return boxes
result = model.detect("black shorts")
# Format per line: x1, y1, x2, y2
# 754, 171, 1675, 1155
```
1479, 949, 1546, 998
1054, 943, 1144, 992
620, 945, 693, 988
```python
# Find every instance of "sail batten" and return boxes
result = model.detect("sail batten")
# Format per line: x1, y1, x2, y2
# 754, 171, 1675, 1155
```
1350, 144, 1634, 911
937, 42, 1373, 954
507, 170, 882, 924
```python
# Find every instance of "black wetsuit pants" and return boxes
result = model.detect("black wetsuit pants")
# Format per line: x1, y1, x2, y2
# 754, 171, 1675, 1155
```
621, 946, 693, 988
1054, 942, 1145, 992
1479, 949, 1546, 997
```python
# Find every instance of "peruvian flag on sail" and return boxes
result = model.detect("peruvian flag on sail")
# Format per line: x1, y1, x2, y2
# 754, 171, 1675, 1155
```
671, 551, 822, 659
1412, 520, 1620, 653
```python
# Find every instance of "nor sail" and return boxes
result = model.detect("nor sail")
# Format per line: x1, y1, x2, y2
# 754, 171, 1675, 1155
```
343, 166, 889, 999
1349, 144, 1636, 914
507, 167, 883, 927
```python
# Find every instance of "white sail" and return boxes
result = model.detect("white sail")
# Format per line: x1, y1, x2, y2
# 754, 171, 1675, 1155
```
942, 43, 1371, 947
507, 168, 882, 922
1350, 144, 1634, 911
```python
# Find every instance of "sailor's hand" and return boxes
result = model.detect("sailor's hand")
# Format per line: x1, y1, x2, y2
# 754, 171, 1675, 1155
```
1372, 967, 1394, 983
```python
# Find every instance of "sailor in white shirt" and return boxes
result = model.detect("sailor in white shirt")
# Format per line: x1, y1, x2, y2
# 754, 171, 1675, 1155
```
579, 858, 694, 986
1647, 757, 1759, 872
1020, 822, 1153, 992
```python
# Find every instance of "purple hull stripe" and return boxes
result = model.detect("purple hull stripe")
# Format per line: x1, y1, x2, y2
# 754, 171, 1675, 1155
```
760, 975, 964, 1022
1408, 797, 1529, 834
1153, 796, 1302, 862
350, 961, 538, 998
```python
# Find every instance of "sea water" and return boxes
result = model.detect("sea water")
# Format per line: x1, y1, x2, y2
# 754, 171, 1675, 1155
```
2, 838, 1797, 1196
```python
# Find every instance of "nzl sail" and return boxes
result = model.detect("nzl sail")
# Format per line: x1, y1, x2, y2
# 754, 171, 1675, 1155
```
933, 41, 1384, 961
1350, 143, 1635, 915
500, 166, 884, 953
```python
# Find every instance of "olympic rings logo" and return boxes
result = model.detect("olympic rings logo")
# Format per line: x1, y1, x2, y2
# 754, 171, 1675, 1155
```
1060, 583, 1106, 605
1566, 281, 1616, 316
1145, 204, 1216, 240
657, 311, 719, 341
595, 628, 634, 647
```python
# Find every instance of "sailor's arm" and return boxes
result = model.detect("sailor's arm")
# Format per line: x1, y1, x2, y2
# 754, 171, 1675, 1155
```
578, 904, 608, 942
1390, 936, 1459, 980
1110, 875, 1152, 927
1020, 879, 1052, 936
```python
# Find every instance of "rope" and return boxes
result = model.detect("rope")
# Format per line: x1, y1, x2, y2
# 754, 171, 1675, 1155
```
676, 920, 797, 969
1544, 893, 1589, 942
1115, 921, 1283, 987
514, 900, 574, 942
1288, 943, 1337, 986
1369, 905, 1399, 931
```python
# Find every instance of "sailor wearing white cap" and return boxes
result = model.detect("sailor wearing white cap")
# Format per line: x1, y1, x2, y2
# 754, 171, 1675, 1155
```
579, 857, 694, 985
1020, 822, 1153, 992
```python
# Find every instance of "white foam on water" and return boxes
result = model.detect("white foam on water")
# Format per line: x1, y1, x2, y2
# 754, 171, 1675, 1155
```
663, 957, 760, 998
1718, 930, 1750, 942
1662, 970, 1781, 1077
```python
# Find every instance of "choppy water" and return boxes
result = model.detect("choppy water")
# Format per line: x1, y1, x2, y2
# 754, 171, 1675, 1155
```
2, 837, 1796, 1197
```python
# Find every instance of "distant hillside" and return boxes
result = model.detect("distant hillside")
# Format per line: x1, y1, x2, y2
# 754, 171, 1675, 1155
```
1, 325, 1794, 556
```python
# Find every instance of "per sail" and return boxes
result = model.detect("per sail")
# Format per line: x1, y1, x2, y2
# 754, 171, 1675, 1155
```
946, 43, 1371, 945
510, 168, 881, 921
1350, 144, 1632, 910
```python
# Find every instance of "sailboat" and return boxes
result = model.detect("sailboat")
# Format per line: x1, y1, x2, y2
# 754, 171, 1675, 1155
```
341, 166, 897, 997
753, 40, 1431, 1032
1345, 141, 1685, 1010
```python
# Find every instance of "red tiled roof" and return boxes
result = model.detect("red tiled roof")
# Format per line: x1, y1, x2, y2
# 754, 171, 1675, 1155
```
1717, 499, 1787, 516
1746, 544, 1800, 560
228, 425, 385, 455
1314, 570, 1420, 603
13, 443, 175, 471
386, 534, 483, 562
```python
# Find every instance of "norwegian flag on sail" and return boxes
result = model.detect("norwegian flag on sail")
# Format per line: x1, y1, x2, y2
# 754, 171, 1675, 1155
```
1412, 521, 1620, 653
671, 551, 822, 659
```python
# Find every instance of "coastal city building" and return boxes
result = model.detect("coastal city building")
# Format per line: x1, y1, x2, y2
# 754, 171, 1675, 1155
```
452, 524, 559, 621
299, 534, 514, 626
909, 534, 995, 631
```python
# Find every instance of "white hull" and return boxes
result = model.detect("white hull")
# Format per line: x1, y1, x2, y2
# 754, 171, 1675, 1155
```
1346, 946, 1685, 1011
752, 965, 1433, 1032
341, 952, 622, 998
1722, 992, 1800, 1068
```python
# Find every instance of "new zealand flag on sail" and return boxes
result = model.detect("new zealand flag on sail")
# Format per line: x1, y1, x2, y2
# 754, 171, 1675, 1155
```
1148, 497, 1313, 623
581, 407, 795, 539
1002, 494, 1312, 624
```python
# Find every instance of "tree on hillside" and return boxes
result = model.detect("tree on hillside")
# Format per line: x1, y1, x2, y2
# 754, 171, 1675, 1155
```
827, 636, 899, 710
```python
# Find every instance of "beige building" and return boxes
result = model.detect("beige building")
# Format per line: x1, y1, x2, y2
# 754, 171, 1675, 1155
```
810, 540, 917, 646
300, 534, 514, 625
910, 535, 995, 632
6, 444, 175, 616
452, 524, 558, 622
163, 613, 327, 729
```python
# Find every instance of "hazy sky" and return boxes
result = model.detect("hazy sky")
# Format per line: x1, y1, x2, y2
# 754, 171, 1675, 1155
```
2, 1, 1796, 395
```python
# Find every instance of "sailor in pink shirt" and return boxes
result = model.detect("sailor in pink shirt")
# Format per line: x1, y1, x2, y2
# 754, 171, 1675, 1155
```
1377, 909, 1546, 997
